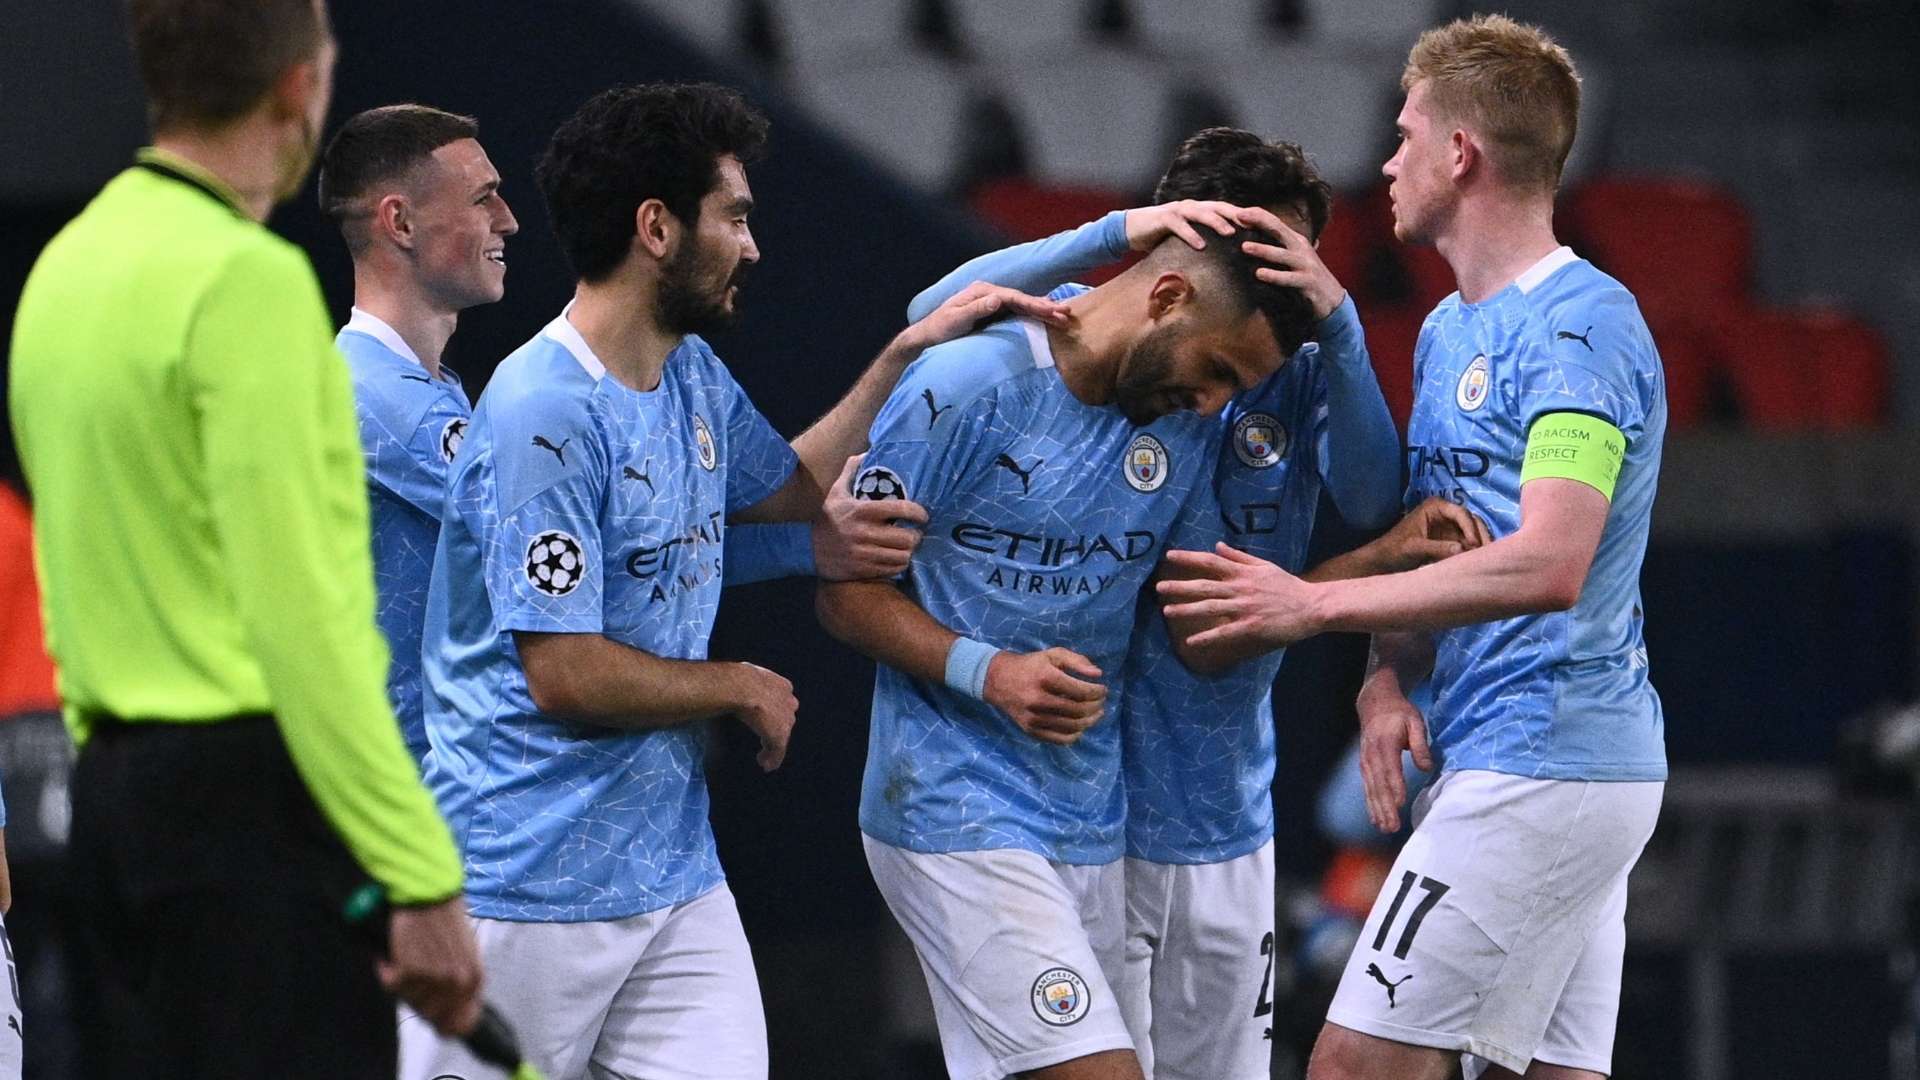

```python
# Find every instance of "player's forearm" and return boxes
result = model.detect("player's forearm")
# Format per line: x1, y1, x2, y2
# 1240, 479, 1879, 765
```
815, 579, 958, 684
722, 523, 815, 586
1363, 632, 1435, 700
1311, 528, 1586, 634
516, 630, 754, 729
779, 337, 922, 517
906, 211, 1127, 322
1315, 298, 1401, 530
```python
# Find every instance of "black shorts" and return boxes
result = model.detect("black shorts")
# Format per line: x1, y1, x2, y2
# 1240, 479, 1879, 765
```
65, 716, 395, 1079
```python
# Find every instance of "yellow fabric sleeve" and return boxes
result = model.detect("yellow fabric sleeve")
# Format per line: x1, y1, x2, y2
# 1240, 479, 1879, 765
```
1522, 412, 1625, 501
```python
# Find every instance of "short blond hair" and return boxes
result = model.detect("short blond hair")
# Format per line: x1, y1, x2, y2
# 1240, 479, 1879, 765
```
1403, 14, 1581, 192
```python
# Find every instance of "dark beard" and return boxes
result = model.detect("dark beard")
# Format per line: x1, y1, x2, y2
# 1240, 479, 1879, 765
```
1111, 325, 1180, 426
657, 241, 745, 337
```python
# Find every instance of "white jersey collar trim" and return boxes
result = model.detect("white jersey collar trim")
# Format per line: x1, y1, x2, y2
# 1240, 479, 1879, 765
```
543, 300, 608, 380
344, 307, 423, 368
1018, 318, 1057, 369
1514, 246, 1579, 295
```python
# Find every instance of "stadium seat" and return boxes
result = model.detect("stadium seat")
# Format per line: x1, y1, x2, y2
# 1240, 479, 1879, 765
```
1213, 48, 1397, 191
1647, 315, 1715, 431
630, 0, 743, 54
771, 0, 919, 68
1710, 307, 1891, 430
1129, 0, 1277, 55
1301, 0, 1438, 53
967, 178, 1136, 284
1563, 177, 1752, 328
947, 0, 1095, 58
1359, 303, 1424, 432
988, 46, 1182, 191
790, 57, 976, 190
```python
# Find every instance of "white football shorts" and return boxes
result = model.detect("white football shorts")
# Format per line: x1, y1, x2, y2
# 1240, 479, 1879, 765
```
863, 835, 1134, 1080
1326, 769, 1662, 1075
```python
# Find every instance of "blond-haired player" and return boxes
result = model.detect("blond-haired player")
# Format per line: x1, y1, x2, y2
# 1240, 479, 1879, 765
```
1157, 16, 1667, 1080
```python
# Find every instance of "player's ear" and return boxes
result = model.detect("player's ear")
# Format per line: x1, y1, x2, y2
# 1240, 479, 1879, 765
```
634, 199, 676, 262
1146, 271, 1194, 321
375, 193, 414, 251
1450, 128, 1476, 182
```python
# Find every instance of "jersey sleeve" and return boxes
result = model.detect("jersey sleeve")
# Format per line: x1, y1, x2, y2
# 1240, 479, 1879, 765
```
906, 211, 1128, 323
723, 522, 816, 585
484, 390, 611, 635
359, 393, 468, 520
1311, 297, 1401, 529
707, 352, 798, 515
186, 241, 461, 904
1166, 468, 1225, 553
1514, 294, 1652, 440
856, 335, 1019, 513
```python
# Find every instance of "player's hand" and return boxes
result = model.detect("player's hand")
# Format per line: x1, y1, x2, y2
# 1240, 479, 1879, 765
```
1233, 206, 1347, 321
815, 454, 928, 581
982, 648, 1108, 746
1157, 543, 1324, 651
0, 827, 12, 915
1356, 677, 1434, 834
1370, 497, 1493, 574
383, 895, 484, 1037
731, 661, 798, 771
1124, 199, 1244, 252
893, 281, 1070, 358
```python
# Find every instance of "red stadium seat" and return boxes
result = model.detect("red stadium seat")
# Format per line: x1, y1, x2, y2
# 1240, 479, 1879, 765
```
967, 178, 1137, 284
1360, 303, 1425, 434
1708, 307, 1890, 430
1563, 177, 1753, 327
1649, 315, 1715, 432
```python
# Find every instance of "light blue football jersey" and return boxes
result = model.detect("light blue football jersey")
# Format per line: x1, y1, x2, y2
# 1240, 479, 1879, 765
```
857, 292, 1217, 865
421, 309, 797, 922
905, 219, 1403, 863
337, 309, 472, 762
1405, 247, 1666, 781
1122, 301, 1387, 863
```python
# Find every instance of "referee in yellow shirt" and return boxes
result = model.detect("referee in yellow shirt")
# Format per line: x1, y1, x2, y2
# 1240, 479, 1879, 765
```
7, 2, 482, 1075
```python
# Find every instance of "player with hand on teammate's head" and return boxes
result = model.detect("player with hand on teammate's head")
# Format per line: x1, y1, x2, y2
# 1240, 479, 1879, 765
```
1158, 17, 1667, 1080
317, 104, 515, 763
903, 125, 1485, 1079
404, 81, 1063, 1080
816, 206, 1318, 1080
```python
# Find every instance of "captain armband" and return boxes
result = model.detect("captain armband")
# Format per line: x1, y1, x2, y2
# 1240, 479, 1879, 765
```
1520, 411, 1626, 502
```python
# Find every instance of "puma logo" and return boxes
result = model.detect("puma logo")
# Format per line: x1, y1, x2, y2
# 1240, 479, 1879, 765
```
6, 1015, 18, 1037
992, 453, 1041, 494
1556, 325, 1594, 351
922, 388, 952, 427
532, 435, 570, 466
1366, 963, 1412, 1008
622, 465, 655, 497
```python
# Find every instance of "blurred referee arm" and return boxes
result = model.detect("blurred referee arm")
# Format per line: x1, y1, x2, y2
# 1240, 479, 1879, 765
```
191, 243, 479, 1033
733, 284, 1068, 525
814, 579, 1106, 746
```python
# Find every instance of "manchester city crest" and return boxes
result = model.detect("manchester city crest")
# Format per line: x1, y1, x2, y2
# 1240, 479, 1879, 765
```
1030, 967, 1091, 1026
692, 413, 717, 471
1456, 355, 1491, 413
1232, 412, 1287, 469
1123, 433, 1170, 493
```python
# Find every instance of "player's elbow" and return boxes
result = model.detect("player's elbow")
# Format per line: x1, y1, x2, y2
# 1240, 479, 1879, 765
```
1523, 560, 1587, 613
814, 582, 858, 644
517, 634, 590, 718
